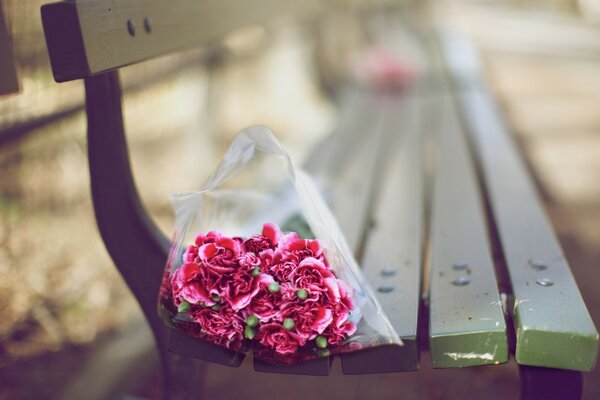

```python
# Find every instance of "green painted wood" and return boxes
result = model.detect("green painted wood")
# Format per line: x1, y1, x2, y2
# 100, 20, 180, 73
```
442, 32, 599, 372
342, 91, 424, 373
41, 0, 319, 82
457, 89, 599, 372
428, 96, 508, 368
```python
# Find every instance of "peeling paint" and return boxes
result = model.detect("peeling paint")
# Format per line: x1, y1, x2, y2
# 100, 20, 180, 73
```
444, 352, 495, 361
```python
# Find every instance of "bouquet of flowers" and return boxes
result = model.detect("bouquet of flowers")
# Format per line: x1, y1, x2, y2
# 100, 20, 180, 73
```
159, 126, 400, 364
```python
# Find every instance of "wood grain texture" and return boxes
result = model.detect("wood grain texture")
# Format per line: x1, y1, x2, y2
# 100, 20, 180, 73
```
442, 32, 598, 372
427, 95, 508, 368
41, 0, 318, 82
342, 91, 424, 373
458, 89, 599, 371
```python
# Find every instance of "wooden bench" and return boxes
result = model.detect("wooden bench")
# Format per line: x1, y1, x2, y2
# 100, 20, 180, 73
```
40, 1, 598, 399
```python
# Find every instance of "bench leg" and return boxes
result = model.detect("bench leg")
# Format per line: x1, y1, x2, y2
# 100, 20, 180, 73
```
519, 365, 583, 400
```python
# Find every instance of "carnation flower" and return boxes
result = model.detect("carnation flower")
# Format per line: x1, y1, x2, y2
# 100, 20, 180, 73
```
168, 223, 357, 363
192, 305, 245, 349
257, 322, 306, 354
225, 268, 261, 311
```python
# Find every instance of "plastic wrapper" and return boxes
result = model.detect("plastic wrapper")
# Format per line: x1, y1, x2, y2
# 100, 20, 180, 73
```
158, 126, 401, 364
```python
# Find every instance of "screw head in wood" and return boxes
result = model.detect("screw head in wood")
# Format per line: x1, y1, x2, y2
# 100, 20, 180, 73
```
452, 261, 468, 270
143, 17, 153, 33
378, 285, 394, 293
536, 278, 554, 287
530, 260, 548, 271
452, 276, 470, 286
127, 19, 136, 36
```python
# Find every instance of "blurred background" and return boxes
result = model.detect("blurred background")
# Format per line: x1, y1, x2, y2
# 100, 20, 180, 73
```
1, 0, 600, 399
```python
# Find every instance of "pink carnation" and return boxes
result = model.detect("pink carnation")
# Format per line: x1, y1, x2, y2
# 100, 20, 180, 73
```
168, 222, 358, 362
245, 274, 282, 322
171, 262, 217, 306
288, 257, 335, 292
225, 269, 260, 311
257, 322, 306, 354
192, 305, 245, 348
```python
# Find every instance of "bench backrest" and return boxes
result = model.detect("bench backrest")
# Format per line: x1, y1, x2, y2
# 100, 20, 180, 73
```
42, 0, 320, 82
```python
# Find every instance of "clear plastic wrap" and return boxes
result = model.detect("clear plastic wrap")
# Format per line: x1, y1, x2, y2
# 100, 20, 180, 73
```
158, 125, 401, 364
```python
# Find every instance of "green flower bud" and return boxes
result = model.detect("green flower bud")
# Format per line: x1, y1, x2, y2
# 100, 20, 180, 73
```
177, 301, 191, 313
316, 349, 331, 358
211, 294, 221, 302
246, 314, 259, 328
211, 303, 221, 311
251, 267, 261, 277
244, 325, 256, 340
283, 318, 295, 330
315, 335, 328, 349
268, 282, 280, 293
296, 289, 308, 300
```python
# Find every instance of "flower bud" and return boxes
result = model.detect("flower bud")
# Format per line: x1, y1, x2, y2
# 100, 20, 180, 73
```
177, 301, 191, 313
251, 267, 261, 277
244, 325, 256, 340
316, 349, 331, 358
246, 314, 259, 328
283, 318, 295, 330
211, 294, 221, 302
211, 303, 221, 311
315, 335, 328, 349
296, 289, 308, 300
268, 282, 280, 293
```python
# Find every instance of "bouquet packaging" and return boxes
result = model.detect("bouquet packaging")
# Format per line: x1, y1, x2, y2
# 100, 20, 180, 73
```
158, 126, 401, 364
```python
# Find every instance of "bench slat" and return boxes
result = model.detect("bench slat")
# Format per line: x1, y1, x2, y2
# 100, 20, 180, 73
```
342, 92, 424, 374
442, 32, 598, 372
456, 89, 599, 372
254, 90, 387, 375
428, 97, 508, 368
41, 0, 318, 82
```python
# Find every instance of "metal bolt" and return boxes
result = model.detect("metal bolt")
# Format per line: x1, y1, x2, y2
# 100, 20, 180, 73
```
530, 260, 547, 271
377, 285, 394, 293
452, 276, 470, 286
127, 19, 136, 36
143, 17, 153, 33
536, 278, 554, 287
381, 267, 396, 277
452, 261, 468, 271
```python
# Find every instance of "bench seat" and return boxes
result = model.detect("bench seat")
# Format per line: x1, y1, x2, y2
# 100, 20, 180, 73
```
40, 1, 598, 397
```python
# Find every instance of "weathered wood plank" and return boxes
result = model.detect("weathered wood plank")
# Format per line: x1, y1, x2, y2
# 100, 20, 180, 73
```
41, 0, 319, 82
428, 96, 508, 368
456, 89, 599, 371
342, 91, 424, 373
442, 32, 598, 372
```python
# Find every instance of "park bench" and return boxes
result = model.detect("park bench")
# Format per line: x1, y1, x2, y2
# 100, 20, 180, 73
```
40, 1, 598, 399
